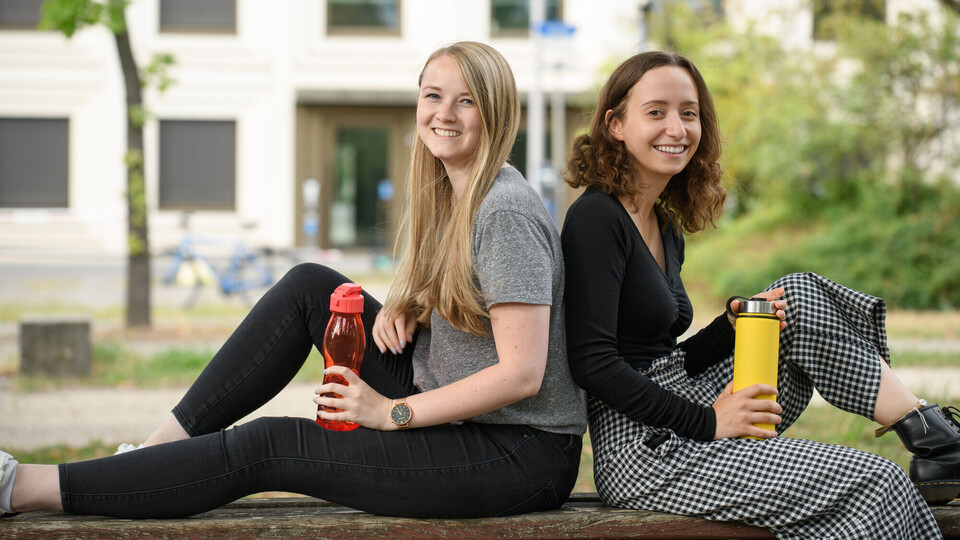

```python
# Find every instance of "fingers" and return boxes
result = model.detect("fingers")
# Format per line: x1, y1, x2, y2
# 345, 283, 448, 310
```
742, 424, 780, 440
733, 288, 787, 330
739, 383, 779, 400
372, 310, 391, 354
753, 287, 784, 301
314, 366, 392, 430
393, 317, 408, 349
372, 310, 415, 355
314, 366, 361, 413
713, 381, 783, 439
373, 311, 400, 354
403, 313, 417, 343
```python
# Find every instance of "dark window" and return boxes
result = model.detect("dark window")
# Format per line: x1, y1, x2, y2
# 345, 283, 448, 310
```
0, 118, 69, 208
159, 120, 236, 210
0, 0, 43, 29
491, 0, 562, 37
160, 0, 236, 33
327, 0, 400, 35
814, 0, 885, 41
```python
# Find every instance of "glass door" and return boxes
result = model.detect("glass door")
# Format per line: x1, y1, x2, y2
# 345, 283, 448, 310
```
330, 128, 388, 248
295, 106, 413, 250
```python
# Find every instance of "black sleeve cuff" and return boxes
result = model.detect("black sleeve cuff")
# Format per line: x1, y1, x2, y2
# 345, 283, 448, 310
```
679, 313, 735, 377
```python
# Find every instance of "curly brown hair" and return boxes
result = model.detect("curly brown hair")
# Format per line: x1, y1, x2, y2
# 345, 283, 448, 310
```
565, 51, 726, 234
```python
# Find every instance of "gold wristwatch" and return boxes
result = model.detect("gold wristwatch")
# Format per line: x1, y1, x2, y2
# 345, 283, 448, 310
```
390, 399, 413, 429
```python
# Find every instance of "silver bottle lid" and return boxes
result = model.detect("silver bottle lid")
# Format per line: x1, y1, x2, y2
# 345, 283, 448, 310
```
738, 297, 776, 315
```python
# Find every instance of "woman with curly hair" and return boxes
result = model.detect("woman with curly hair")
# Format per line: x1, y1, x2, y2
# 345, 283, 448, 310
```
561, 50, 950, 538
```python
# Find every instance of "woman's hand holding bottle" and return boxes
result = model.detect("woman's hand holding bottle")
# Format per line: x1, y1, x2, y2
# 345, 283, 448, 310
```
315, 366, 395, 430
712, 381, 782, 440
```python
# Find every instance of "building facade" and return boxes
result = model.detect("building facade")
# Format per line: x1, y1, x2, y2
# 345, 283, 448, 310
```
0, 0, 643, 256
0, 0, 948, 257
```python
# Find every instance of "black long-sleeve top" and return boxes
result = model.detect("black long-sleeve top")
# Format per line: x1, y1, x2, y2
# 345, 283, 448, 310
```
560, 187, 735, 441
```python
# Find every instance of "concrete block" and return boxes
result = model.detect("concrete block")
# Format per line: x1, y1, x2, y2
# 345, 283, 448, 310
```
19, 316, 92, 377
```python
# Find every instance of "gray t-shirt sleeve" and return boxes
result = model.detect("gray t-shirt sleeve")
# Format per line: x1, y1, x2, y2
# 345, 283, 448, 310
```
474, 209, 554, 308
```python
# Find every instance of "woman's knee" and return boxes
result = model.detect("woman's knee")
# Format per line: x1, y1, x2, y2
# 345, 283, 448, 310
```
272, 263, 354, 305
769, 272, 818, 292
280, 262, 348, 288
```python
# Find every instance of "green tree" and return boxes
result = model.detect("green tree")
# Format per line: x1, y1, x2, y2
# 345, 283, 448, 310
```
827, 8, 960, 213
643, 2, 960, 308
647, 2, 960, 220
40, 0, 173, 327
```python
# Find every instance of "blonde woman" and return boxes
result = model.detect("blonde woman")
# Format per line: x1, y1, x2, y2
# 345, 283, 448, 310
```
1, 41, 586, 520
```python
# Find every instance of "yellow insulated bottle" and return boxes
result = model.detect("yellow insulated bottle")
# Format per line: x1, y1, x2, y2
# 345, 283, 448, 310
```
727, 296, 781, 439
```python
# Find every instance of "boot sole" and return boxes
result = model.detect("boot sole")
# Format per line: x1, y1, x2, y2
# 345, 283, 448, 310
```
915, 480, 960, 505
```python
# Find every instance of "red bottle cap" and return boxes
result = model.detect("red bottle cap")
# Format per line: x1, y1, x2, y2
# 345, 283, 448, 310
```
330, 283, 364, 313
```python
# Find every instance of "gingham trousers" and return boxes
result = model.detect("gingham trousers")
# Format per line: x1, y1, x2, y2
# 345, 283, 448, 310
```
590, 273, 942, 539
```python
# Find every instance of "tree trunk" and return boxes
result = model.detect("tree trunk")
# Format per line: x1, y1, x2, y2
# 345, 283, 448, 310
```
113, 17, 151, 328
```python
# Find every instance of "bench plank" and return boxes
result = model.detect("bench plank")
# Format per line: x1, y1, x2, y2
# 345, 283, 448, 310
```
4, 494, 958, 539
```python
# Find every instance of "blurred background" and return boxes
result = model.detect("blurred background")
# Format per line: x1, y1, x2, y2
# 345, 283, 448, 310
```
1, 0, 959, 494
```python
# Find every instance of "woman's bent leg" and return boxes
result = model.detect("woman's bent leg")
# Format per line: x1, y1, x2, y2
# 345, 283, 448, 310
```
172, 263, 380, 436
59, 417, 580, 519
767, 272, 891, 430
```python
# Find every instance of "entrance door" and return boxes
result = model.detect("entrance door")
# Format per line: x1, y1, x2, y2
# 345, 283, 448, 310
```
296, 106, 413, 250
330, 127, 387, 248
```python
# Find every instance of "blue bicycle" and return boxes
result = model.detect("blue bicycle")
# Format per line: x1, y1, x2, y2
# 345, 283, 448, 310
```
160, 212, 299, 308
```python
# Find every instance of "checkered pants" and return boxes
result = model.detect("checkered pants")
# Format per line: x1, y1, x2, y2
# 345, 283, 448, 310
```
590, 273, 942, 539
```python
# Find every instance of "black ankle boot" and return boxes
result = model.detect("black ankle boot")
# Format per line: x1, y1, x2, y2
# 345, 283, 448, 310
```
886, 403, 960, 504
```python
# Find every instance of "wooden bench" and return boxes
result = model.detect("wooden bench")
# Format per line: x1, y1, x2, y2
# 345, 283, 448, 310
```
5, 493, 960, 538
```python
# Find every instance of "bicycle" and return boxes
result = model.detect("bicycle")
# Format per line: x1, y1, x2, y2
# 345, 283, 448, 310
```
159, 212, 299, 308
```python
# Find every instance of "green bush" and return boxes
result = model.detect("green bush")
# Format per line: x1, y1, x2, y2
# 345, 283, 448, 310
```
688, 182, 960, 310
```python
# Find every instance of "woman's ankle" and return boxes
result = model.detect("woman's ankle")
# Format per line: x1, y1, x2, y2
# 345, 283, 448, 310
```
11, 464, 62, 513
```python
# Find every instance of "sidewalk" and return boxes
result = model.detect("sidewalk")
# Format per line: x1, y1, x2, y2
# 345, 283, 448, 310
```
4, 359, 959, 451
0, 381, 320, 450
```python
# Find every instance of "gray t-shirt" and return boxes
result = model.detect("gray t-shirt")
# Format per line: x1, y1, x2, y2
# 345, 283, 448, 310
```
412, 166, 587, 436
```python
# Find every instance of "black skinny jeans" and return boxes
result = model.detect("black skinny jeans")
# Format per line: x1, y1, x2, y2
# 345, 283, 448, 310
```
58, 264, 582, 519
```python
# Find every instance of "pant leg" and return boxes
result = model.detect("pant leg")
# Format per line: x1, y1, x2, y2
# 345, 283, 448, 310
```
59, 418, 581, 519
172, 263, 412, 435
768, 272, 889, 430
677, 272, 889, 432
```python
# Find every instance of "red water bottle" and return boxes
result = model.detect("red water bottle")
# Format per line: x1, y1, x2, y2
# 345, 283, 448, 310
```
317, 283, 365, 431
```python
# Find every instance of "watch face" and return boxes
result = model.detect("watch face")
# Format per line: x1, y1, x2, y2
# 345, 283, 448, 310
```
391, 403, 411, 425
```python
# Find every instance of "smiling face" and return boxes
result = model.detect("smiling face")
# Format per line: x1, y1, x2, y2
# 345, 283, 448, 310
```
606, 65, 702, 185
416, 54, 483, 181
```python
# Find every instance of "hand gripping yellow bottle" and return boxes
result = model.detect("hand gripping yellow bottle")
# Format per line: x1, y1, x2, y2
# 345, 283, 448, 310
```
727, 296, 781, 439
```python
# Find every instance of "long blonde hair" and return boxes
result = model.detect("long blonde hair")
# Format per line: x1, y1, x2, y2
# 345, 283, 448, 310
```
384, 41, 520, 336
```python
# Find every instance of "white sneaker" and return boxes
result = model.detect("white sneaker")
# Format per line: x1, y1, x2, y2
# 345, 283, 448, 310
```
114, 443, 145, 455
0, 450, 18, 515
